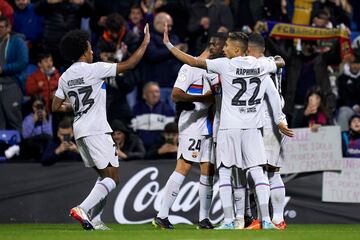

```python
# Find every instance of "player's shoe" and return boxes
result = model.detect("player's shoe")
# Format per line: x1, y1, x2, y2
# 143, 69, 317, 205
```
152, 217, 174, 229
93, 221, 111, 230
234, 216, 245, 229
262, 220, 277, 230
197, 218, 214, 229
245, 219, 261, 230
69, 206, 94, 230
244, 215, 255, 228
274, 221, 287, 230
214, 222, 235, 230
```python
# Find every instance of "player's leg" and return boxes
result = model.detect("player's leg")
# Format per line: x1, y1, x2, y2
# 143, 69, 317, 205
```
215, 166, 235, 230
154, 157, 193, 229
198, 161, 215, 229
242, 129, 274, 229
88, 177, 108, 229
70, 135, 119, 230
232, 168, 246, 229
267, 166, 286, 229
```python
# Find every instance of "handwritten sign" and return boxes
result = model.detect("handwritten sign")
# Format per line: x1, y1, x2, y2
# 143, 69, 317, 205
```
323, 158, 360, 203
280, 126, 342, 174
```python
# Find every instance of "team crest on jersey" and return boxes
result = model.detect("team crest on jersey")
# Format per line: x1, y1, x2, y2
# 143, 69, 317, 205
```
239, 108, 246, 113
192, 152, 198, 158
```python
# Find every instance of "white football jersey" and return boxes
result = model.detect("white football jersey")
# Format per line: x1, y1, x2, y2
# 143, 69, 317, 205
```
263, 67, 287, 129
207, 73, 222, 138
55, 62, 117, 139
174, 64, 214, 136
206, 56, 282, 129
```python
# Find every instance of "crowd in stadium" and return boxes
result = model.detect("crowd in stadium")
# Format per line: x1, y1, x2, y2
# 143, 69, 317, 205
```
1, 0, 360, 164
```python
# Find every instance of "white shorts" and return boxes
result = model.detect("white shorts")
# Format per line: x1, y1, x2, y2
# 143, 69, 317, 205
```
177, 134, 213, 164
263, 128, 286, 168
216, 128, 266, 169
76, 134, 119, 169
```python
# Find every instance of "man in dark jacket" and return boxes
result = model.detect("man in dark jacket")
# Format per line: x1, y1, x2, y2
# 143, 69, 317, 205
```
337, 49, 360, 131
187, 0, 233, 54
142, 12, 184, 108
0, 16, 28, 131
34, 0, 93, 67
267, 37, 340, 126
131, 82, 175, 150
41, 118, 81, 166
111, 119, 145, 161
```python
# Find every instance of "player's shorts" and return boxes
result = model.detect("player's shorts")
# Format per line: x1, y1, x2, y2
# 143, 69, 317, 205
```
76, 133, 119, 169
263, 128, 286, 168
216, 128, 266, 169
210, 137, 217, 166
177, 134, 213, 164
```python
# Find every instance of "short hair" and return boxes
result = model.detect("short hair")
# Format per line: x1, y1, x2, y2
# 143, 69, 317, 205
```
105, 13, 126, 32
37, 53, 52, 63
0, 16, 10, 27
143, 81, 159, 93
59, 30, 90, 62
58, 118, 72, 129
248, 33, 265, 48
314, 9, 330, 20
211, 32, 228, 42
228, 31, 248, 52
164, 122, 178, 133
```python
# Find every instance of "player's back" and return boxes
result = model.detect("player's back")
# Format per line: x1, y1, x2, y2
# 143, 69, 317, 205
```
206, 56, 276, 130
58, 62, 116, 139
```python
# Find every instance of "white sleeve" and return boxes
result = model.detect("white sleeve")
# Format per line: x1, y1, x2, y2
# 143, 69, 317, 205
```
174, 65, 193, 92
264, 75, 284, 125
92, 62, 117, 80
206, 58, 229, 75
54, 80, 65, 99
261, 57, 277, 74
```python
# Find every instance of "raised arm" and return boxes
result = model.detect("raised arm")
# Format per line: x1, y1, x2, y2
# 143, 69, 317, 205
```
264, 77, 294, 137
116, 23, 151, 74
163, 23, 207, 69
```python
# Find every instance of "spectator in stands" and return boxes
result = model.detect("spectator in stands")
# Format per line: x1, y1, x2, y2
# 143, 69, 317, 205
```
187, 0, 233, 54
146, 122, 178, 160
111, 119, 145, 161
265, 36, 340, 127
143, 12, 184, 108
90, 0, 138, 39
0, 16, 28, 131
342, 114, 360, 158
25, 53, 60, 112
292, 86, 332, 132
21, 95, 52, 160
140, 0, 165, 15
337, 49, 360, 131
0, 0, 14, 24
96, 13, 140, 63
13, 0, 43, 64
34, 0, 93, 68
132, 82, 175, 150
98, 44, 135, 125
128, 4, 153, 37
41, 118, 81, 166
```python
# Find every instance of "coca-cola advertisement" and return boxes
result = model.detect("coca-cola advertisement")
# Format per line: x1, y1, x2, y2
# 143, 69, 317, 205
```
1, 161, 360, 224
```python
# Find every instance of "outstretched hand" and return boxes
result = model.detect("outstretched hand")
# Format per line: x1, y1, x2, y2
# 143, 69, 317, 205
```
163, 22, 170, 45
278, 121, 294, 137
143, 23, 150, 45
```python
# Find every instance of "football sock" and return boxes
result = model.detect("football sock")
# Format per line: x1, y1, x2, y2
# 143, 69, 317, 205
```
199, 175, 213, 221
249, 166, 270, 222
80, 177, 116, 213
245, 186, 252, 218
88, 177, 106, 223
268, 172, 285, 224
219, 167, 234, 224
157, 171, 185, 219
